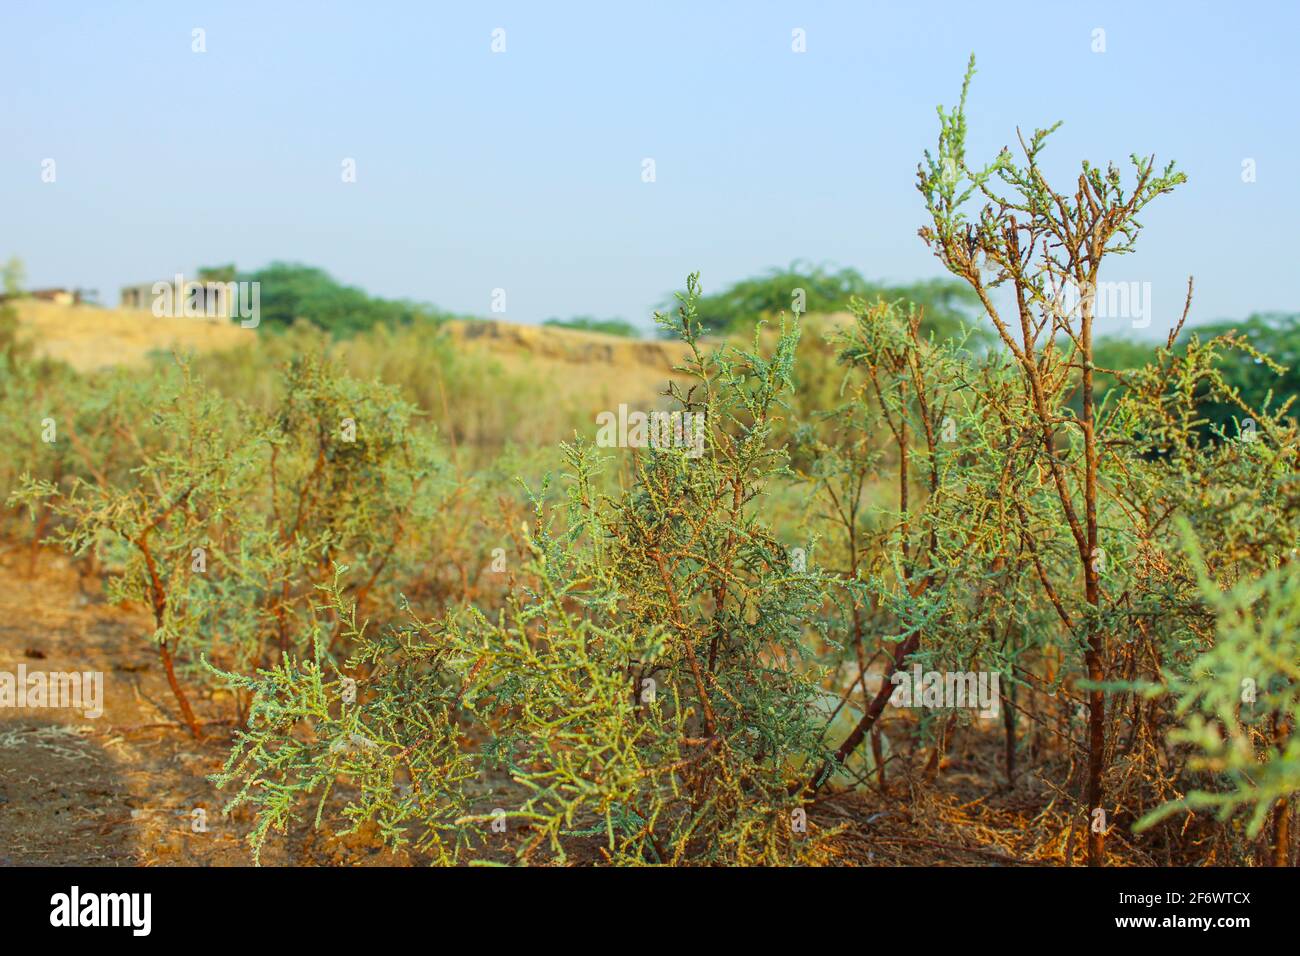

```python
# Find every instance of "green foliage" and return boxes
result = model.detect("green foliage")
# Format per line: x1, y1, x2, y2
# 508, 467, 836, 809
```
237, 262, 451, 336
910, 53, 1300, 865
1187, 313, 1300, 427
0, 256, 30, 367
208, 274, 842, 864
665, 260, 985, 344
1137, 538, 1300, 837
542, 316, 639, 337
1096, 312, 1300, 440
197, 263, 238, 284
7, 351, 472, 736
209, 573, 478, 864
187, 318, 590, 470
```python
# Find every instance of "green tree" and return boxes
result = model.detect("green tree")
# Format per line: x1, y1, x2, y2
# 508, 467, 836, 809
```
662, 261, 985, 344
238, 262, 449, 336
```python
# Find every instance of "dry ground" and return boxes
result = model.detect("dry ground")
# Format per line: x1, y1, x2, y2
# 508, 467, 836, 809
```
0, 541, 1114, 867
0, 544, 417, 865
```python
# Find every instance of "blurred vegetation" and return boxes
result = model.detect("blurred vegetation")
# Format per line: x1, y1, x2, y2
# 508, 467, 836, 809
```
661, 261, 989, 345
542, 315, 639, 337
214, 262, 455, 337
0, 256, 27, 365
186, 318, 588, 472
1095, 312, 1300, 437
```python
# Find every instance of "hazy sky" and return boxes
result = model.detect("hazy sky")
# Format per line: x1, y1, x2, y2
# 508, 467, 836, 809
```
4, 1, 1297, 337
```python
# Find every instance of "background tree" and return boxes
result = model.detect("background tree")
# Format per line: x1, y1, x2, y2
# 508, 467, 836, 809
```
662, 261, 987, 344
235, 262, 451, 336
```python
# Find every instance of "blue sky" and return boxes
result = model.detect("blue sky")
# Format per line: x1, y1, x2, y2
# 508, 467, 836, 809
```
3, 1, 1297, 337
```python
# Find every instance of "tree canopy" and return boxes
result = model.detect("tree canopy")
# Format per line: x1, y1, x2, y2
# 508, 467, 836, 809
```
214, 262, 449, 336
659, 261, 987, 343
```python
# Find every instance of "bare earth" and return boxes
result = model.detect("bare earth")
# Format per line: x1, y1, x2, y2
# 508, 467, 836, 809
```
0, 545, 420, 866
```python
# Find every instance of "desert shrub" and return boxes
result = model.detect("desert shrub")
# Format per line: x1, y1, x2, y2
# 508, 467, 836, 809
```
1136, 539, 1300, 858
0, 261, 96, 547
211, 276, 844, 864
209, 575, 480, 863
8, 351, 477, 736
10, 362, 260, 733
1181, 313, 1300, 434
794, 294, 1058, 796
892, 54, 1300, 865
0, 256, 30, 365
331, 321, 589, 467
5, 55, 1296, 870
1094, 312, 1300, 440
188, 318, 589, 471
0, 359, 170, 554
1100, 334, 1300, 861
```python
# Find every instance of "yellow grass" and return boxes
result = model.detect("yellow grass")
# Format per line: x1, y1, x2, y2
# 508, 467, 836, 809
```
14, 300, 256, 372
440, 318, 695, 409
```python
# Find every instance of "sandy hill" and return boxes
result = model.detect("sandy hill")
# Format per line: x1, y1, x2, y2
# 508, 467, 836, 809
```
437, 312, 854, 401
14, 300, 255, 372
12, 301, 698, 401
444, 317, 691, 368
12, 302, 845, 411
438, 318, 697, 409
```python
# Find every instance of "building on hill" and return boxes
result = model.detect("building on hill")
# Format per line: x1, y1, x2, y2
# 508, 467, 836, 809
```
120, 276, 234, 319
1, 287, 95, 306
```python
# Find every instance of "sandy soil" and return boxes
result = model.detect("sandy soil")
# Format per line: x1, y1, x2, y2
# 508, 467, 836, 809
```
0, 545, 424, 866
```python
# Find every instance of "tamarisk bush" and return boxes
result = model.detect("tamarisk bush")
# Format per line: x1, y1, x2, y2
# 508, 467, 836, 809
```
209, 572, 479, 864
12, 364, 261, 735
799, 298, 1009, 790
1134, 537, 1300, 861
912, 55, 1191, 865
10, 353, 458, 737
871, 55, 1300, 865
453, 276, 838, 862
778, 58, 1299, 867
1108, 332, 1300, 863
213, 275, 843, 864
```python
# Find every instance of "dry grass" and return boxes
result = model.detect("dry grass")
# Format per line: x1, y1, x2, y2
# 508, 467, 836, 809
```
439, 318, 696, 410
14, 300, 255, 372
